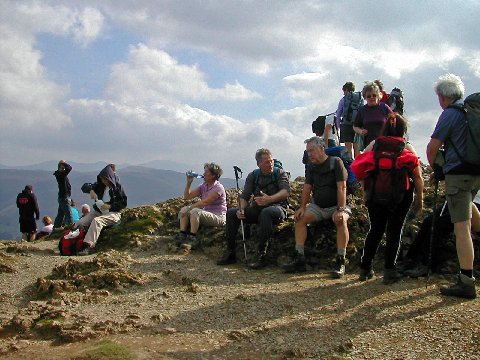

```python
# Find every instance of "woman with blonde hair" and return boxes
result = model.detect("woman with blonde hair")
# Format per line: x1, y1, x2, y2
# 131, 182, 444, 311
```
37, 215, 54, 239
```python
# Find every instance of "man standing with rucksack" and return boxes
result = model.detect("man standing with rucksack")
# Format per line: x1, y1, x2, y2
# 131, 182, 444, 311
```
336, 82, 363, 158
427, 73, 480, 299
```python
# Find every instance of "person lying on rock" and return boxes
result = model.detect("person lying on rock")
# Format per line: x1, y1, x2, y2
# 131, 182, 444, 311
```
217, 148, 290, 269
175, 163, 227, 250
75, 164, 127, 255
281, 136, 351, 278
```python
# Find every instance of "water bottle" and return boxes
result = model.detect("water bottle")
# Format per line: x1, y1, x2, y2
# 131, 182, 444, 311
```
186, 170, 204, 178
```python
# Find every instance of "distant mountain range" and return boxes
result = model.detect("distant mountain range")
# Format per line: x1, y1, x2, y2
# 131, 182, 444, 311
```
0, 162, 243, 240
0, 159, 196, 173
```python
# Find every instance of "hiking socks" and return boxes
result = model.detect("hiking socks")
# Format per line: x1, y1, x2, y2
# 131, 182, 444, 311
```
337, 248, 346, 258
460, 269, 473, 278
180, 230, 188, 236
295, 244, 305, 255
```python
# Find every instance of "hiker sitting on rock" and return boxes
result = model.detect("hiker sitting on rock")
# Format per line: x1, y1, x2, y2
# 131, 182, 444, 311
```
175, 163, 227, 250
282, 137, 351, 278
75, 164, 127, 255
217, 148, 290, 269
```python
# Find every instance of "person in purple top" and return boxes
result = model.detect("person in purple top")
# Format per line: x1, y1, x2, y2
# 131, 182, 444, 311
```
353, 81, 393, 148
176, 162, 227, 250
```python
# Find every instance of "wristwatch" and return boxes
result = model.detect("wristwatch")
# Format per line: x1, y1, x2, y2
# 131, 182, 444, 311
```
337, 206, 346, 212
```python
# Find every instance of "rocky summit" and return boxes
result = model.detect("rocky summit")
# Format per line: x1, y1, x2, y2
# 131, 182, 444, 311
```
0, 168, 479, 359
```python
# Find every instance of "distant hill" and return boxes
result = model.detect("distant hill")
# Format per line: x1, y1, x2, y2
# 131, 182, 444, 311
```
0, 166, 243, 240
0, 159, 195, 173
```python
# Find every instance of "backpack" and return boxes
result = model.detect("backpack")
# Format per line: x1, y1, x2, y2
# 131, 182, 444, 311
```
341, 91, 363, 125
324, 146, 360, 195
386, 87, 404, 115
312, 113, 336, 137
253, 159, 290, 207
59, 228, 86, 256
448, 93, 480, 170
364, 136, 410, 207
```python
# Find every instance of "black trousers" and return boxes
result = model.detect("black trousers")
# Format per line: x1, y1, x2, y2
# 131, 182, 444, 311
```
361, 189, 414, 270
225, 205, 287, 253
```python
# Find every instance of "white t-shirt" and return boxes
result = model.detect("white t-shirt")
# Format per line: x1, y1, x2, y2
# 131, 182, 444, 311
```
39, 224, 53, 234
323, 114, 336, 141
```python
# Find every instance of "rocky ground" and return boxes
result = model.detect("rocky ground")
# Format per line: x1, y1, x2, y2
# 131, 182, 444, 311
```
0, 174, 479, 359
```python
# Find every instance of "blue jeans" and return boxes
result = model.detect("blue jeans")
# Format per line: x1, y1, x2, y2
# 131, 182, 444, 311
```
54, 197, 73, 227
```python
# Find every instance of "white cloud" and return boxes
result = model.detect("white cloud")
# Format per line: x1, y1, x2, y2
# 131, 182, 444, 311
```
105, 43, 260, 106
16, 2, 104, 47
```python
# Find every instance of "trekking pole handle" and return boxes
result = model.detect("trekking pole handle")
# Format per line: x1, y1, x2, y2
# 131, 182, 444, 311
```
233, 166, 243, 179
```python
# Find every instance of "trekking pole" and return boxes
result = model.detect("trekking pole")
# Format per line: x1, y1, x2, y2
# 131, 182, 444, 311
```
233, 166, 248, 263
426, 180, 439, 288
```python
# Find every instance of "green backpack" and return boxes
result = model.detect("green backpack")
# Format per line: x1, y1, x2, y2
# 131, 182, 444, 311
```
448, 92, 480, 169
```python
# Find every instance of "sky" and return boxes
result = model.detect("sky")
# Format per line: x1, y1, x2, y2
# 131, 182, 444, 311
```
1, 0, 479, 179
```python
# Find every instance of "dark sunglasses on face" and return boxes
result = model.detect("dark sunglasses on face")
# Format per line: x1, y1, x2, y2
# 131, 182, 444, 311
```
366, 94, 378, 99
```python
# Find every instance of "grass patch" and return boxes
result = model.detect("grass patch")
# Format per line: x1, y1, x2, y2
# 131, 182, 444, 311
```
79, 339, 135, 360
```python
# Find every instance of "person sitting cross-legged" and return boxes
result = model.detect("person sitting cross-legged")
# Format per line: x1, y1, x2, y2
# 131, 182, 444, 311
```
281, 137, 351, 277
217, 148, 290, 269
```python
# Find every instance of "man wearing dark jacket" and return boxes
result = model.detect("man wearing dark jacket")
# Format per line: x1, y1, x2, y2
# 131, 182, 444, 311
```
75, 164, 127, 254
53, 160, 74, 228
16, 185, 40, 241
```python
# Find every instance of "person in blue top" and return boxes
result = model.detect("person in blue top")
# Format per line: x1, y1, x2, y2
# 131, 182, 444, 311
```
70, 199, 80, 222
427, 73, 480, 299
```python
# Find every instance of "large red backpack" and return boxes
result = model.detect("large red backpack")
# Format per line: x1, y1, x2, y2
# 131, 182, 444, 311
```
58, 228, 86, 256
364, 136, 411, 207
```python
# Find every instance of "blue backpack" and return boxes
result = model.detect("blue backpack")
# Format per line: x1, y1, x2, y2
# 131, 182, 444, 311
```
341, 91, 364, 125
324, 146, 360, 195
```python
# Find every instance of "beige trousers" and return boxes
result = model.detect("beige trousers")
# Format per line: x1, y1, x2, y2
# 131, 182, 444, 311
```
75, 211, 121, 247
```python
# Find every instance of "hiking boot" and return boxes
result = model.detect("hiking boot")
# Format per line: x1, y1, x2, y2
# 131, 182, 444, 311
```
440, 273, 476, 299
358, 268, 375, 281
216, 250, 236, 265
382, 268, 403, 284
248, 253, 267, 270
396, 259, 416, 274
190, 236, 202, 250
181, 235, 196, 250
404, 263, 429, 278
173, 232, 187, 246
78, 246, 96, 256
281, 251, 306, 273
331, 256, 346, 278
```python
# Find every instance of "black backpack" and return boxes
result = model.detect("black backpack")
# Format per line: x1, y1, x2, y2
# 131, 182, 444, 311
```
312, 113, 336, 136
447, 92, 480, 172
386, 88, 404, 114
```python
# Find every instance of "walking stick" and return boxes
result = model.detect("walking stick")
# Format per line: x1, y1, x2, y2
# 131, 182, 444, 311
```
426, 180, 439, 287
233, 166, 248, 263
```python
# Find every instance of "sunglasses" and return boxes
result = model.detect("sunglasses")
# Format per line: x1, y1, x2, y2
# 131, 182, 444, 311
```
366, 94, 378, 99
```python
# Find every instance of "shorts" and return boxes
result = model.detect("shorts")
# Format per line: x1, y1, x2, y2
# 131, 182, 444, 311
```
305, 203, 352, 222
445, 174, 480, 223
340, 124, 355, 143
19, 217, 37, 233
